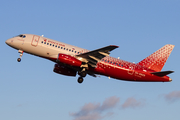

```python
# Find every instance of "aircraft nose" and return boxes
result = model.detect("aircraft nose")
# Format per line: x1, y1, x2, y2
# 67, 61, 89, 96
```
5, 39, 12, 45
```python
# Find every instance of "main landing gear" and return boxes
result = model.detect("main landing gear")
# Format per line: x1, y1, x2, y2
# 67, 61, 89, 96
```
77, 68, 87, 84
78, 77, 84, 83
17, 50, 23, 62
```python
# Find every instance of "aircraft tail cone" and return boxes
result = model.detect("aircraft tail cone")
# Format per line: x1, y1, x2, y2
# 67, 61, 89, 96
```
169, 78, 172, 82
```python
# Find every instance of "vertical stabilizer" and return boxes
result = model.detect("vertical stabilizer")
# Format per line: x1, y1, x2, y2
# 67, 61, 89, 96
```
137, 44, 174, 72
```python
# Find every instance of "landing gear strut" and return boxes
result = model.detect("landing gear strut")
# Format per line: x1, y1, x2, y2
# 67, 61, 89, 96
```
17, 50, 23, 62
79, 71, 87, 77
77, 68, 87, 84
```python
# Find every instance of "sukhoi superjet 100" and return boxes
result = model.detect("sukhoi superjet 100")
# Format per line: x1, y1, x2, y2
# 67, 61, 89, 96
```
6, 34, 174, 83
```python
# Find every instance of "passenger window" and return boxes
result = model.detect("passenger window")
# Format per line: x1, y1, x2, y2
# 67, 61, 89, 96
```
66, 48, 68, 51
64, 48, 66, 50
44, 42, 46, 44
61, 47, 63, 49
55, 45, 57, 47
105, 60, 107, 62
52, 45, 54, 47
47, 43, 49, 45
41, 41, 43, 43
58, 46, 60, 48
75, 51, 76, 53
50, 44, 52, 46
72, 50, 74, 52
78, 52, 80, 54
69, 49, 71, 51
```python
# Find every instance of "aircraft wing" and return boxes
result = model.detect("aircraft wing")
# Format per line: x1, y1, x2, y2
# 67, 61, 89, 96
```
76, 45, 119, 67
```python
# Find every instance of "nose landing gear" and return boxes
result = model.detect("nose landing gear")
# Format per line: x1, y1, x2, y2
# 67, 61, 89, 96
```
17, 50, 23, 62
17, 58, 21, 62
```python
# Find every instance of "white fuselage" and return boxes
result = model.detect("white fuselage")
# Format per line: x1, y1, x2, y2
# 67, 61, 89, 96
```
6, 34, 89, 61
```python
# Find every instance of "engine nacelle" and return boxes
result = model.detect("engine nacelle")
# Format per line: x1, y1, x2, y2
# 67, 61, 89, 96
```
57, 53, 82, 67
53, 64, 77, 76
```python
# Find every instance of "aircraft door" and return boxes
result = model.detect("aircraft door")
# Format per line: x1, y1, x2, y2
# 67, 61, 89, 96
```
31, 35, 40, 47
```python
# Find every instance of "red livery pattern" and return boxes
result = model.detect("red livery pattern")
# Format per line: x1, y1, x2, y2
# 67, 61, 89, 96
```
137, 44, 174, 72
54, 44, 174, 83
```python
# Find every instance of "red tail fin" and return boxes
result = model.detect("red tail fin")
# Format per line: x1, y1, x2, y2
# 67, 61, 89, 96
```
137, 44, 174, 72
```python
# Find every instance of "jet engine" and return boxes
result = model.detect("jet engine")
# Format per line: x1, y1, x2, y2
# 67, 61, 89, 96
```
57, 53, 82, 67
53, 64, 77, 76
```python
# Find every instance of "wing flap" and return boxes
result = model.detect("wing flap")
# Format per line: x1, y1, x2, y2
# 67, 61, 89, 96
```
89, 55, 101, 61
98, 51, 109, 56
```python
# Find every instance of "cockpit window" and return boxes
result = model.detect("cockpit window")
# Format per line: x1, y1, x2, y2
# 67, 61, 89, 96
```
16, 34, 26, 38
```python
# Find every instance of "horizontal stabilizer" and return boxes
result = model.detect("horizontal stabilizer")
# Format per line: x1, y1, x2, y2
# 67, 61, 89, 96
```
150, 71, 174, 77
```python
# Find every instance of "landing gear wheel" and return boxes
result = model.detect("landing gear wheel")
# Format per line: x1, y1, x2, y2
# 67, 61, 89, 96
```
78, 77, 83, 83
17, 58, 21, 62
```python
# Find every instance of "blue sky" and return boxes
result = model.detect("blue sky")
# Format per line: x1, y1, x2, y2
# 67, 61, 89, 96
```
1, 0, 180, 120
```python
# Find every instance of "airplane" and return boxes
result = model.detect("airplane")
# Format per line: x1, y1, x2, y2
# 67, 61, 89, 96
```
5, 34, 175, 83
